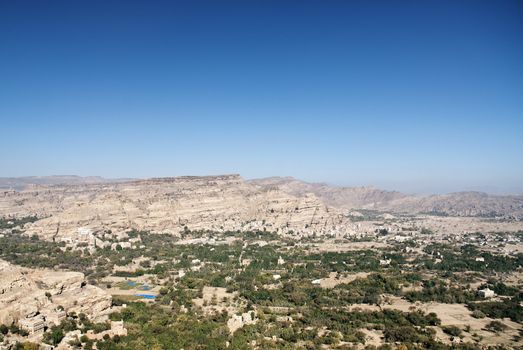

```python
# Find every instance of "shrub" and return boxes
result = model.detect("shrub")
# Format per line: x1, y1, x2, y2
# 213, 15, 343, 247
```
471, 310, 485, 319
442, 325, 462, 337
42, 327, 65, 345
22, 343, 38, 350
468, 299, 523, 322
384, 326, 424, 343
9, 324, 20, 334
485, 321, 507, 333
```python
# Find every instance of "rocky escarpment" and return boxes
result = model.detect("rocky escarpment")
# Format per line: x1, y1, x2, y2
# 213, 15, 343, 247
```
250, 177, 523, 219
0, 175, 356, 240
378, 191, 523, 218
0, 259, 111, 325
249, 177, 407, 209
3, 175, 520, 242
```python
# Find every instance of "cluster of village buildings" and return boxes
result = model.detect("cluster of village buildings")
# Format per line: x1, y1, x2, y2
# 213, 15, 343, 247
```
58, 227, 145, 253
10, 315, 126, 350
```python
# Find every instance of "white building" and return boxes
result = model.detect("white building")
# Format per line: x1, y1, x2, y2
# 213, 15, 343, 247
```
111, 242, 132, 250
379, 259, 391, 266
478, 288, 495, 298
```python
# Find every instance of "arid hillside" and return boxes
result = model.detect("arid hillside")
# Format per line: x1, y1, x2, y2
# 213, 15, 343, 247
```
249, 177, 407, 209
250, 177, 523, 219
0, 175, 353, 240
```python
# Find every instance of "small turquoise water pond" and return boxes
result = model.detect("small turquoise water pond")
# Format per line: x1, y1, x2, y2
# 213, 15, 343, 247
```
135, 294, 156, 299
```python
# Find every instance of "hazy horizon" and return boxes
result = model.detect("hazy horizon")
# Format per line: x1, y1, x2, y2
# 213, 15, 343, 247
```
1, 1, 522, 194
0, 173, 522, 195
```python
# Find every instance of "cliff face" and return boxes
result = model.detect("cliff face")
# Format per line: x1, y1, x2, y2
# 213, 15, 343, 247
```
249, 177, 407, 209
0, 259, 111, 325
3, 175, 519, 242
250, 177, 523, 219
0, 175, 355, 239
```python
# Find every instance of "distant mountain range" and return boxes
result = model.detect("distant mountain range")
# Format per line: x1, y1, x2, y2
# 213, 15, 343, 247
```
1, 175, 522, 219
249, 177, 523, 219
0, 176, 132, 191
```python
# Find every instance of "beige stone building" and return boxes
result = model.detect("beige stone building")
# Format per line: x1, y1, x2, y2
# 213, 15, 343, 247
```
19, 316, 45, 334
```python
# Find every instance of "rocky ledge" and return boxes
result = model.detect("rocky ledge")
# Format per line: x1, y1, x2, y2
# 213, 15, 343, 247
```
0, 259, 112, 326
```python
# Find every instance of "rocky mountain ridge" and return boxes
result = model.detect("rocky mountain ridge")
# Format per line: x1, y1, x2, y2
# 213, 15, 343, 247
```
0, 175, 131, 191
1, 175, 521, 244
250, 177, 523, 219
249, 177, 408, 209
0, 175, 354, 240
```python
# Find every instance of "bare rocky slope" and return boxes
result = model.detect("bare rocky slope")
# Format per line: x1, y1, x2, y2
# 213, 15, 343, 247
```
249, 177, 408, 209
375, 191, 523, 218
250, 177, 523, 219
0, 259, 111, 325
1, 175, 521, 243
0, 175, 354, 240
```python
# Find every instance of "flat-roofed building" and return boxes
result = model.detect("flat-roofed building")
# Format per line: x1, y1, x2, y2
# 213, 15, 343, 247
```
45, 308, 66, 326
478, 288, 495, 298
19, 316, 46, 334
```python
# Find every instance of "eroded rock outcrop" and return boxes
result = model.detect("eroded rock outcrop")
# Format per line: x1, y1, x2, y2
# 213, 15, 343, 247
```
250, 177, 523, 219
0, 259, 111, 325
0, 175, 356, 240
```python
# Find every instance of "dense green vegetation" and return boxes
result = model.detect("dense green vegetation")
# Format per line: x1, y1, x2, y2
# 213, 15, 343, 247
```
467, 299, 523, 323
404, 280, 480, 303
92, 302, 455, 350
0, 216, 39, 230
421, 244, 523, 273
1, 219, 522, 349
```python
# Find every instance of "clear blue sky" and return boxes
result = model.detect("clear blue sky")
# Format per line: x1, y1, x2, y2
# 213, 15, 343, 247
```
1, 0, 522, 193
